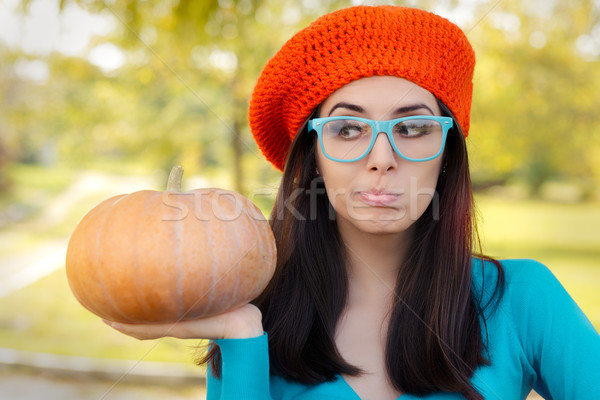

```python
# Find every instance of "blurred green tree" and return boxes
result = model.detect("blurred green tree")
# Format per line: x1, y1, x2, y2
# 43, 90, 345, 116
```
52, 0, 351, 194
468, 0, 600, 196
2, 0, 599, 198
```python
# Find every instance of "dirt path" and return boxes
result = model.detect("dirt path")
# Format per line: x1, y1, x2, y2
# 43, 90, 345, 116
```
0, 238, 67, 298
0, 171, 162, 298
0, 369, 205, 400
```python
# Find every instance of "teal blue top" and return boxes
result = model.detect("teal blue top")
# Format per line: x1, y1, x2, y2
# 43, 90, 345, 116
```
208, 259, 600, 399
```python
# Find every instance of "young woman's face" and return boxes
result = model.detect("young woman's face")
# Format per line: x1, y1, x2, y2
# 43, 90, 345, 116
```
316, 76, 444, 236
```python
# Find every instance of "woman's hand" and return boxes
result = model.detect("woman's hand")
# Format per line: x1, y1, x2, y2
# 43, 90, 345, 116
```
102, 303, 263, 341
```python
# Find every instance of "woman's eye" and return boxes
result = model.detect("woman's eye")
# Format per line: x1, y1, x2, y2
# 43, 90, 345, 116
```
394, 123, 426, 137
394, 120, 439, 137
394, 125, 410, 136
338, 124, 363, 138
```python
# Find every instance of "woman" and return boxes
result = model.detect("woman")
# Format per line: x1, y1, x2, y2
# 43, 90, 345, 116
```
105, 6, 600, 399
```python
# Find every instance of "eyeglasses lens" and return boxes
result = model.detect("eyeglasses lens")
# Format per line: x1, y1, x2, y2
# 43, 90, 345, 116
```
321, 119, 444, 160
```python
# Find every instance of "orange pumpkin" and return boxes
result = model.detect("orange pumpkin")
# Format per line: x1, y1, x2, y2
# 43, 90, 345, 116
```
65, 166, 276, 323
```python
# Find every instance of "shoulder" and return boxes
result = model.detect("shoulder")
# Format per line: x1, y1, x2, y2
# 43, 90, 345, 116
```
472, 259, 600, 398
497, 258, 557, 284
471, 257, 567, 317
472, 257, 592, 334
472, 257, 558, 295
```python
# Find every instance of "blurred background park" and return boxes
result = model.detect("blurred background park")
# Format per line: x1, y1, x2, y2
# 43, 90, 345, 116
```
0, 0, 599, 398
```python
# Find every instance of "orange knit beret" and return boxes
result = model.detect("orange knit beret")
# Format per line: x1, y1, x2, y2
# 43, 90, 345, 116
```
249, 6, 475, 171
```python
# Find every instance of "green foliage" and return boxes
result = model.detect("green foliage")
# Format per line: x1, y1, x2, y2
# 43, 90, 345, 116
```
476, 194, 600, 330
468, 0, 600, 195
0, 0, 599, 196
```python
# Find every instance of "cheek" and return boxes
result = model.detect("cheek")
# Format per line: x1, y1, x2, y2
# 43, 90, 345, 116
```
316, 151, 354, 213
321, 169, 353, 209
402, 161, 442, 216
410, 161, 442, 189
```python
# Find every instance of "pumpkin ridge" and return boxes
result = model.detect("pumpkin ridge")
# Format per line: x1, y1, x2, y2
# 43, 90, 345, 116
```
227, 216, 244, 311
217, 242, 258, 314
182, 241, 258, 318
94, 196, 131, 322
173, 211, 185, 319
66, 196, 118, 317
238, 205, 268, 296
133, 192, 152, 320
245, 202, 276, 291
205, 193, 216, 315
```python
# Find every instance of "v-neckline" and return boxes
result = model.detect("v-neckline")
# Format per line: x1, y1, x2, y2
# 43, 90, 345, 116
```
336, 374, 406, 400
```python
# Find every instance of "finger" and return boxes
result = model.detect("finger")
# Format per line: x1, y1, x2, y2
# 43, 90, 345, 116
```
102, 320, 170, 340
102, 317, 226, 340
100, 304, 263, 341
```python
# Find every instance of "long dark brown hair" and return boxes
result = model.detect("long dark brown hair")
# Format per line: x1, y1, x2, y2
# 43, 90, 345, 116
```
202, 100, 504, 399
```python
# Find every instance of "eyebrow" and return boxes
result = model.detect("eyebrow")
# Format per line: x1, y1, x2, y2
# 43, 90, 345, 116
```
327, 102, 435, 117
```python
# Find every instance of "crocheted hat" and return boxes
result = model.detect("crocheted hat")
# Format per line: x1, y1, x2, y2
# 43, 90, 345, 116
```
249, 6, 475, 171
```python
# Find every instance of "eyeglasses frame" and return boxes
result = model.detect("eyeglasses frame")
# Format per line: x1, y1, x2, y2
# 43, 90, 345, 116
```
307, 115, 453, 163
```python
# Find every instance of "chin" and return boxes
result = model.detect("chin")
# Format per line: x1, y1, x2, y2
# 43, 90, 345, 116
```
351, 215, 415, 236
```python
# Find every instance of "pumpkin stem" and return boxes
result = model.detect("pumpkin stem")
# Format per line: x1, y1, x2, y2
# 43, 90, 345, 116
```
167, 166, 184, 192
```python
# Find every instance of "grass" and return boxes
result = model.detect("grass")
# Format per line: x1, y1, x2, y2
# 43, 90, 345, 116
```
0, 165, 597, 363
0, 164, 74, 231
0, 267, 202, 364
475, 194, 600, 330
5, 163, 76, 196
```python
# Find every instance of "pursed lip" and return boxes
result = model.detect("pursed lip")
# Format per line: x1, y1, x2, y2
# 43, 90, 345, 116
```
357, 190, 401, 207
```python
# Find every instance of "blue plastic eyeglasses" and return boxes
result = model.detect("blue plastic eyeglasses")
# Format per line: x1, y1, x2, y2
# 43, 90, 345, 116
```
308, 115, 452, 162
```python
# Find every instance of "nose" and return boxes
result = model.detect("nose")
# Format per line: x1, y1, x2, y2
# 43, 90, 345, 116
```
365, 132, 398, 172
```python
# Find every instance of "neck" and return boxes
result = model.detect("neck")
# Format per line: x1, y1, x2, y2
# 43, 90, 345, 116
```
337, 219, 413, 306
